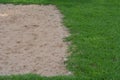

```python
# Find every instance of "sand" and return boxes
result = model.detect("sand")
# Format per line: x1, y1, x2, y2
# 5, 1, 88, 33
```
0, 4, 70, 76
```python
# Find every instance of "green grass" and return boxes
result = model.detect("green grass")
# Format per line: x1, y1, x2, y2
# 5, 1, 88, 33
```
0, 0, 120, 80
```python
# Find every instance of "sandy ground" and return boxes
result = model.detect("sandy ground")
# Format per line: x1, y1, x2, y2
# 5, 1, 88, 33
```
0, 4, 70, 76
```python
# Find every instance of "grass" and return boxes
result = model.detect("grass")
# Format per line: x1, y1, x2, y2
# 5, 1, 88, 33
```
0, 0, 120, 80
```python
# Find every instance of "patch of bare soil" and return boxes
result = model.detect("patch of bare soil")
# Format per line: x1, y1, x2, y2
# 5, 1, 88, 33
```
0, 4, 70, 76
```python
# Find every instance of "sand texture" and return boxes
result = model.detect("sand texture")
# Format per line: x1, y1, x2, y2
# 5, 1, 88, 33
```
0, 4, 69, 76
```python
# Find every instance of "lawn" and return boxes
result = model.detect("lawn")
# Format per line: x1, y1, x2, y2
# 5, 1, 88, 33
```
0, 0, 120, 80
